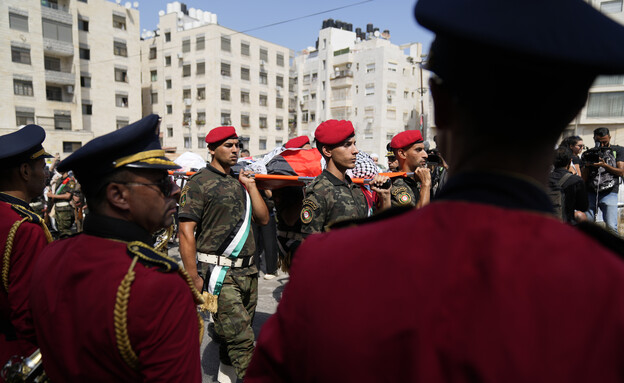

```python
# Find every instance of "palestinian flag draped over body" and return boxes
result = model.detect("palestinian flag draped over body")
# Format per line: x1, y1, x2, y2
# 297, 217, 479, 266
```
256, 149, 323, 190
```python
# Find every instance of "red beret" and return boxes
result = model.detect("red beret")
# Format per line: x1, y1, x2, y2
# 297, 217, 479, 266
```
205, 126, 238, 144
314, 120, 354, 145
390, 130, 424, 149
284, 136, 310, 149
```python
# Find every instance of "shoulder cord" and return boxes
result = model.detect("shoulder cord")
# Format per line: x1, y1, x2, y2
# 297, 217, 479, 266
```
2, 216, 53, 292
114, 258, 206, 371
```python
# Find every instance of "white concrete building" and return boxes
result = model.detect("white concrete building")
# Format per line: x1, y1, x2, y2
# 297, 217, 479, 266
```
568, 0, 624, 146
140, 2, 291, 157
291, 21, 432, 157
1, 0, 142, 157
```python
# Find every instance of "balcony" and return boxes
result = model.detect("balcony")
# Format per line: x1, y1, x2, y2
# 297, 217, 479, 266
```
41, 2, 72, 24
43, 38, 74, 57
330, 70, 353, 88
45, 70, 75, 86
330, 98, 353, 109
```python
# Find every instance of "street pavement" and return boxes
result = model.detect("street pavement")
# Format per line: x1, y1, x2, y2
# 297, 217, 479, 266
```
167, 243, 288, 382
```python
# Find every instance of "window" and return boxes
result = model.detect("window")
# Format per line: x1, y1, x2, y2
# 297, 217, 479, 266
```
14, 80, 33, 96
182, 38, 190, 53
182, 64, 191, 77
311, 73, 318, 82
167, 126, 173, 137
197, 112, 206, 125
166, 104, 172, 114
183, 89, 191, 99
78, 18, 89, 32
259, 116, 267, 129
79, 48, 90, 60
221, 62, 231, 77
221, 112, 231, 125
221, 36, 231, 52
196, 36, 205, 51
197, 87, 206, 100
241, 67, 250, 81
80, 76, 91, 88
166, 79, 172, 89
276, 118, 283, 130
366, 63, 376, 73
196, 62, 205, 75
82, 103, 92, 115
241, 42, 250, 56
116, 119, 129, 130
197, 136, 207, 149
302, 111, 308, 123
63, 142, 81, 152
221, 87, 231, 101
44, 56, 61, 71
42, 19, 72, 42
259, 94, 268, 106
183, 110, 192, 126
259, 71, 268, 85
311, 93, 316, 99
241, 91, 250, 104
115, 94, 128, 108
587, 92, 624, 117
259, 138, 267, 150
16, 110, 34, 126
46, 86, 62, 101
165, 32, 171, 42
114, 68, 127, 82
151, 92, 158, 104
113, 41, 127, 57
387, 108, 396, 120
276, 139, 283, 147
112, 14, 126, 30
387, 62, 398, 72
365, 106, 375, 117
365, 83, 375, 96
276, 53, 284, 67
9, 13, 28, 32
165, 55, 171, 66
601, 0, 623, 13
55, 114, 71, 130
11, 46, 30, 65
149, 47, 157, 60
310, 112, 316, 122
260, 48, 268, 63
184, 137, 192, 149
241, 113, 250, 127
303, 74, 310, 84
276, 75, 284, 88
276, 97, 283, 109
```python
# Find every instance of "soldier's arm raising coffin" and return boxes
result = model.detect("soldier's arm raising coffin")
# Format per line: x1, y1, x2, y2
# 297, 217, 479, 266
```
239, 169, 270, 225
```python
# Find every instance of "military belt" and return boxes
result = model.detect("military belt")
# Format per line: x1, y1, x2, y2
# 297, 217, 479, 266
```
55, 202, 70, 207
30, 202, 44, 209
197, 252, 254, 268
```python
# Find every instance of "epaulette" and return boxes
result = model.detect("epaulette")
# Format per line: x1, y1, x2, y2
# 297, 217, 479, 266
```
328, 205, 413, 231
126, 241, 179, 272
10, 204, 43, 225
574, 222, 624, 258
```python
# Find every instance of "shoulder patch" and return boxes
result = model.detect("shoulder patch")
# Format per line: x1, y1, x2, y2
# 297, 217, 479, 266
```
10, 204, 42, 224
396, 191, 412, 205
391, 186, 409, 196
127, 241, 180, 273
302, 199, 319, 210
179, 184, 190, 207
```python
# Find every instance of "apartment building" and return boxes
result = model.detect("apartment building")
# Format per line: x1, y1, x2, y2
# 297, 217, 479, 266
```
0, 0, 142, 157
567, 0, 624, 145
140, 2, 291, 157
291, 21, 431, 157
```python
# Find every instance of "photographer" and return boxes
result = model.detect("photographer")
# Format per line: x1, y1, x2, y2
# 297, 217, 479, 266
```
581, 127, 624, 233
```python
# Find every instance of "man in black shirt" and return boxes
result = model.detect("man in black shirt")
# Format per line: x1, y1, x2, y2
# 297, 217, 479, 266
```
549, 147, 588, 223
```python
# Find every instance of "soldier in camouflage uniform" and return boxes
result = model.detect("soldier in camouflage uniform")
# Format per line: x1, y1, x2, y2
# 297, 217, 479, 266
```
47, 171, 76, 238
389, 130, 432, 209
301, 120, 390, 234
178, 126, 269, 382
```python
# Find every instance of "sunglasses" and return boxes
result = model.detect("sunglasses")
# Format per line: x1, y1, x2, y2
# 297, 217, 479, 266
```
116, 177, 175, 197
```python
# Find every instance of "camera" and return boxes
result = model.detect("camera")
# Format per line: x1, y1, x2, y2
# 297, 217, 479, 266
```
581, 147, 609, 164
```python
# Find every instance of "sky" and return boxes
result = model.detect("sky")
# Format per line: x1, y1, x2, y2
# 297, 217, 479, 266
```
134, 0, 434, 53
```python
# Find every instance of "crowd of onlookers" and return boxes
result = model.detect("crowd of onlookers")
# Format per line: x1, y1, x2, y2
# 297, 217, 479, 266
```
548, 127, 624, 234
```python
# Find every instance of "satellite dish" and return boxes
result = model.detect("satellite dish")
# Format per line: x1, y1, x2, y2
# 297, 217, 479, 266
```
133, 2, 139, 8
158, 10, 165, 16
125, 2, 132, 9
374, 30, 380, 37
116, 0, 121, 4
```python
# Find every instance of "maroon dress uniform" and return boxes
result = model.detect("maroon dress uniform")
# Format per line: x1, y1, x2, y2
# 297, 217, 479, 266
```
30, 215, 201, 382
247, 173, 624, 382
0, 194, 49, 369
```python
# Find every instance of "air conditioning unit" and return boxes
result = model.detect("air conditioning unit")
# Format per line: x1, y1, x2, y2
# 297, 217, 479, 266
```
184, 98, 192, 106
346, 63, 352, 69
66, 85, 74, 94
260, 60, 266, 67
177, 52, 183, 59
197, 95, 204, 100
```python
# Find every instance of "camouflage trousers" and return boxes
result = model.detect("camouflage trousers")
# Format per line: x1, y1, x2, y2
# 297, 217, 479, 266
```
55, 208, 74, 238
213, 273, 258, 379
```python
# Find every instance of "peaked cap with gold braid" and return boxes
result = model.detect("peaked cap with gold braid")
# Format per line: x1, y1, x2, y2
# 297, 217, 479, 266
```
57, 114, 180, 192
0, 124, 53, 168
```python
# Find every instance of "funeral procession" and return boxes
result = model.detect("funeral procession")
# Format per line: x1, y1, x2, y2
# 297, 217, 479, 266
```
3, 0, 624, 382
